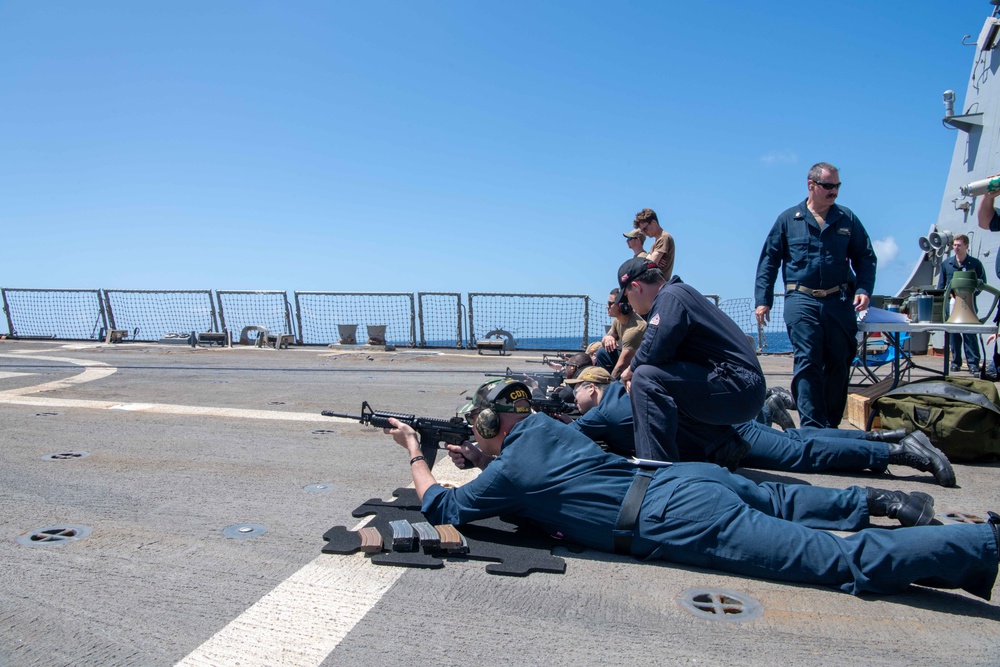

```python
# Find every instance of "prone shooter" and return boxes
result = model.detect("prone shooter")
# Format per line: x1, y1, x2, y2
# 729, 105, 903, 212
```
323, 382, 578, 470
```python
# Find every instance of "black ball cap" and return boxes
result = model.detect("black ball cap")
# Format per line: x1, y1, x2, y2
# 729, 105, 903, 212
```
615, 258, 655, 306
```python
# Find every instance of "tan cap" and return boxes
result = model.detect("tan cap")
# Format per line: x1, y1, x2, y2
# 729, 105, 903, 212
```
585, 341, 602, 355
564, 366, 612, 385
623, 229, 643, 239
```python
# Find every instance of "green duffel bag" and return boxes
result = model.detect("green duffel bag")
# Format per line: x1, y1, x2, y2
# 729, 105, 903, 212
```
870, 376, 1000, 462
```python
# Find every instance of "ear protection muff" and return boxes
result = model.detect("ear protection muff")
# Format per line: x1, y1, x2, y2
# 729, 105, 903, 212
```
475, 407, 502, 439
618, 296, 632, 316
474, 380, 531, 439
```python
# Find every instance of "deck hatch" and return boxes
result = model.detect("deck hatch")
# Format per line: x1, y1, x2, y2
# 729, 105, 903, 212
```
18, 525, 92, 546
676, 588, 763, 623
42, 451, 90, 461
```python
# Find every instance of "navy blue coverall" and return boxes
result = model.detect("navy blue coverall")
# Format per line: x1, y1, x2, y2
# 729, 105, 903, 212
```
937, 252, 987, 371
736, 422, 888, 473
421, 414, 997, 598
628, 276, 765, 462
755, 200, 877, 428
568, 379, 890, 474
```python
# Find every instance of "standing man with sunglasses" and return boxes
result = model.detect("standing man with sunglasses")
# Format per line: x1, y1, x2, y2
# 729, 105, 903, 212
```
634, 208, 675, 280
755, 162, 877, 429
624, 229, 648, 258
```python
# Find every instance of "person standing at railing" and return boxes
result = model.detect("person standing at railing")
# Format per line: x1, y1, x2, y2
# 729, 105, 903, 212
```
754, 162, 877, 429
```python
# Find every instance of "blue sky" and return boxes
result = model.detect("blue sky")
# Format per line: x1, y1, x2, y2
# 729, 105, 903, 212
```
0, 1, 993, 310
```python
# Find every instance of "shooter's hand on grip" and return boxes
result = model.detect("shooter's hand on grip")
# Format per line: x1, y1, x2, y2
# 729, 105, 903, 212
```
447, 441, 491, 470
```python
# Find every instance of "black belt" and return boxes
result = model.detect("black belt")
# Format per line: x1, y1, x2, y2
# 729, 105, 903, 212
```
613, 471, 653, 555
785, 283, 847, 298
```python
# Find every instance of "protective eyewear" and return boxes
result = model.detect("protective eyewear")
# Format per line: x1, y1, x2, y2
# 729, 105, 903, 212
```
812, 181, 841, 191
463, 409, 481, 426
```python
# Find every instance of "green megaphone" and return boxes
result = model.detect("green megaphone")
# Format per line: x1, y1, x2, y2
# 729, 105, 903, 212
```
942, 270, 1000, 324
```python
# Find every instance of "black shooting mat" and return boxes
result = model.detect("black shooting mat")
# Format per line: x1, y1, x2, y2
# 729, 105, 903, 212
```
321, 488, 570, 576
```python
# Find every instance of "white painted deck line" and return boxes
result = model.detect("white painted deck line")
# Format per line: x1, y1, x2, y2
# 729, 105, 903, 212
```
174, 551, 404, 667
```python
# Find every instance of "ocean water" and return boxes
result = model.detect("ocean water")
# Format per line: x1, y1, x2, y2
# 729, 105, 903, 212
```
757, 331, 793, 354
460, 331, 794, 355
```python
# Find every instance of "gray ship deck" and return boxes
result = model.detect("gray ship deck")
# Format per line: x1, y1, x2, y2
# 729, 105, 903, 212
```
1, 339, 998, 666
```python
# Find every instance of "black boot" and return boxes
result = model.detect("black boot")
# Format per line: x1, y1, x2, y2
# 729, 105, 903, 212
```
866, 488, 937, 527
864, 428, 908, 443
766, 386, 796, 410
763, 395, 795, 430
887, 432, 957, 487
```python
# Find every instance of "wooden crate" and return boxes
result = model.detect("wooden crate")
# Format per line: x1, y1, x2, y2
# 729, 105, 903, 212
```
846, 377, 899, 429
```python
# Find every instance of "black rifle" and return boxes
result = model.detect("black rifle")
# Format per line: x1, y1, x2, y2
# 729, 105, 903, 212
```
485, 367, 566, 393
321, 401, 473, 469
526, 353, 568, 368
530, 396, 579, 418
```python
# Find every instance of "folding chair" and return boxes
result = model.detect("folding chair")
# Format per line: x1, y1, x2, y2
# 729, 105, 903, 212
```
851, 332, 912, 387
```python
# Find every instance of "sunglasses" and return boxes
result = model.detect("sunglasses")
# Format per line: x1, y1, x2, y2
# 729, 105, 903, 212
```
606, 301, 615, 306
812, 181, 841, 190
463, 408, 481, 426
